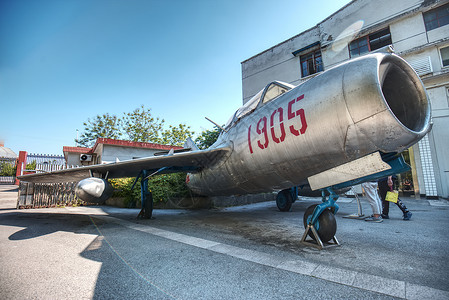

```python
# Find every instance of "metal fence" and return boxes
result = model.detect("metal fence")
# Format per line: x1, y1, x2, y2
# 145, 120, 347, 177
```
0, 176, 15, 184
23, 153, 65, 174
15, 153, 83, 208
17, 181, 79, 208
27, 153, 65, 166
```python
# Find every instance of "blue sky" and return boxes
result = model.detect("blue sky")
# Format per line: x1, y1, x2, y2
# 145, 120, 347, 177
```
0, 0, 350, 155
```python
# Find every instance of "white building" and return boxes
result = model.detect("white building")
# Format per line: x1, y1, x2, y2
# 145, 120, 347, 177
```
241, 0, 449, 199
63, 138, 182, 167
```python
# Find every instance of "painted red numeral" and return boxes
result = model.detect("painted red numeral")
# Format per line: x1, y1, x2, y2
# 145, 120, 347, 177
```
288, 94, 307, 136
270, 107, 286, 143
256, 117, 269, 149
248, 125, 254, 154
248, 94, 307, 154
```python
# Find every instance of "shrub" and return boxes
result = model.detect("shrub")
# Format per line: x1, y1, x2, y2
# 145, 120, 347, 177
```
0, 161, 16, 176
109, 173, 189, 207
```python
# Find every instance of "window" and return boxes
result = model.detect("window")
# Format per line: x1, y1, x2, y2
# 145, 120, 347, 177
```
225, 81, 294, 131
349, 28, 392, 58
440, 46, 449, 67
300, 50, 323, 77
424, 3, 449, 31
261, 82, 291, 104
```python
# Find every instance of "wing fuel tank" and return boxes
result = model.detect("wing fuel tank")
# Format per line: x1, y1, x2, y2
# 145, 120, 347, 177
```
75, 178, 113, 204
187, 53, 431, 196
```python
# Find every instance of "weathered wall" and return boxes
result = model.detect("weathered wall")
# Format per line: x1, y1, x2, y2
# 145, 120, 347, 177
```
99, 145, 160, 163
242, 27, 320, 103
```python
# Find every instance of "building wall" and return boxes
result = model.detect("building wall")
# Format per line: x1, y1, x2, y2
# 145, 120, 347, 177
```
425, 86, 449, 197
241, 0, 449, 198
320, 0, 424, 66
99, 145, 161, 164
66, 153, 85, 167
242, 27, 320, 102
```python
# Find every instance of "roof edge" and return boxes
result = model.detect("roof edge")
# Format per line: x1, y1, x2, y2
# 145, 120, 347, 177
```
241, 0, 356, 64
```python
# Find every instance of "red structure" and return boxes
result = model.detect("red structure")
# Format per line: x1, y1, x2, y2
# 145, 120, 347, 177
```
15, 151, 27, 185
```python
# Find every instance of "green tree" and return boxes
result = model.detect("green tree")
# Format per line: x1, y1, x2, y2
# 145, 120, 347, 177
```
76, 113, 122, 147
160, 124, 194, 147
0, 161, 16, 176
122, 105, 165, 143
195, 126, 221, 149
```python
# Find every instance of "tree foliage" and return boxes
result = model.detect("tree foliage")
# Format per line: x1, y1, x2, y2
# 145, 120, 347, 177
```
160, 124, 194, 147
76, 113, 122, 147
110, 173, 189, 206
76, 105, 200, 204
195, 126, 221, 149
76, 105, 194, 147
0, 161, 16, 176
121, 105, 165, 143
26, 160, 37, 171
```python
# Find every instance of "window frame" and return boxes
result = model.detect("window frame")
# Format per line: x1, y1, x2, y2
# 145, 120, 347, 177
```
299, 49, 323, 78
348, 27, 392, 58
423, 3, 449, 31
439, 45, 449, 68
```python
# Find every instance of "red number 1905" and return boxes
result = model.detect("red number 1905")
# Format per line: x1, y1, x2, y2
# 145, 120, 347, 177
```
248, 94, 307, 154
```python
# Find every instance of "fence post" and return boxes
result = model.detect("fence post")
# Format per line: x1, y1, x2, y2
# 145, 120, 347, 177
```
15, 151, 27, 185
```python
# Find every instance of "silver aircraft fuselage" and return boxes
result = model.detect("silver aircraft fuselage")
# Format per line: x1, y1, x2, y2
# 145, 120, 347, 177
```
186, 53, 431, 196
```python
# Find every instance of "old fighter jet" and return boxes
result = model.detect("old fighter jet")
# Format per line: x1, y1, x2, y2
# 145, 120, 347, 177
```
19, 52, 432, 247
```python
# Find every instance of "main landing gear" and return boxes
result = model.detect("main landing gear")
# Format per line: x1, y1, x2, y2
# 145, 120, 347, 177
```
301, 187, 339, 249
132, 170, 153, 219
276, 187, 340, 249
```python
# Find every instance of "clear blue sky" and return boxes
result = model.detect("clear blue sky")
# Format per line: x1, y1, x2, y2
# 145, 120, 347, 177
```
0, 0, 351, 155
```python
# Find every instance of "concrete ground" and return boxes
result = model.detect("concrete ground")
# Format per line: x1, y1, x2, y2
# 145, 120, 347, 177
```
0, 184, 448, 299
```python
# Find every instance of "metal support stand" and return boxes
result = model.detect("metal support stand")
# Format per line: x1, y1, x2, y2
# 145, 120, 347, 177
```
137, 170, 153, 219
301, 187, 340, 250
343, 186, 364, 219
301, 224, 340, 250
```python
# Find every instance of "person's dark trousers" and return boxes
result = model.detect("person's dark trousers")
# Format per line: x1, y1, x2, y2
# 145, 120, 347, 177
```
378, 179, 409, 216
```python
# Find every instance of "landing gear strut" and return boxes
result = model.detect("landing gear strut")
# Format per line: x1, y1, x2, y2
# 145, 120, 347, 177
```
301, 187, 340, 249
136, 170, 153, 219
276, 187, 297, 212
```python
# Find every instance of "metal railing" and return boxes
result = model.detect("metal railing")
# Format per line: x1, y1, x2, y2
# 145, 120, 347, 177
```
17, 181, 79, 208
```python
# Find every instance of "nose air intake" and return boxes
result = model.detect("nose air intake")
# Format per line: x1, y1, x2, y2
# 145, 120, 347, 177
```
380, 56, 430, 134
343, 54, 432, 154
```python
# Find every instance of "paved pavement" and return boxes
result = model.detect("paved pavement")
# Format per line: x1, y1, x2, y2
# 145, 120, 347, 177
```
1, 184, 448, 299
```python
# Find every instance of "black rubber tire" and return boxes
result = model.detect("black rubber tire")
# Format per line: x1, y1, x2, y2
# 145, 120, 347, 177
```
276, 189, 293, 212
303, 204, 337, 243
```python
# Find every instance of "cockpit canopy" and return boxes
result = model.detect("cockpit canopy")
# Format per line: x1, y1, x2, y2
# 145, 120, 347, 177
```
224, 81, 295, 131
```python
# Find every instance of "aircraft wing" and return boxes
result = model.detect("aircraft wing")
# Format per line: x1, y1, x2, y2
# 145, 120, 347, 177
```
18, 146, 231, 184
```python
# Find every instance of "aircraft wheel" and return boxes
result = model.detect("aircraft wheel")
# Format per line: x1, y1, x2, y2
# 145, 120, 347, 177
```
303, 204, 337, 243
276, 189, 293, 212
